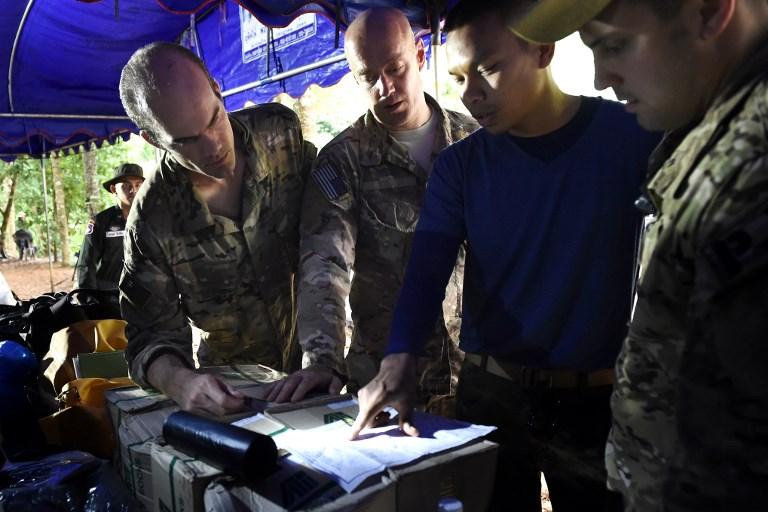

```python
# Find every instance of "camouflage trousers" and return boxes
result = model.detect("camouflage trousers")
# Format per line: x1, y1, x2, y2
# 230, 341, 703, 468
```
345, 332, 464, 417
456, 360, 623, 512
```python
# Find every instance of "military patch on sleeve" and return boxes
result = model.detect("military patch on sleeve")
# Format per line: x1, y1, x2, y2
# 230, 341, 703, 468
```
85, 220, 95, 236
311, 163, 348, 201
703, 206, 768, 282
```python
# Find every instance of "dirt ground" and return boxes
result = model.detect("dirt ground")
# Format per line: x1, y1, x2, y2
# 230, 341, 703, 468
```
0, 258, 74, 299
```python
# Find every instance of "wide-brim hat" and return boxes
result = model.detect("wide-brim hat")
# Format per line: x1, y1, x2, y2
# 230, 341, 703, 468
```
508, 0, 612, 44
103, 163, 144, 192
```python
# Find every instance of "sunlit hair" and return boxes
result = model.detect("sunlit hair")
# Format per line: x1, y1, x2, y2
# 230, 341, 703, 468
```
119, 42, 219, 141
444, 0, 534, 34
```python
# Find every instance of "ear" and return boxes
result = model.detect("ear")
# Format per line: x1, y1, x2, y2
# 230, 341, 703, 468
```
110, 184, 117, 194
537, 43, 556, 69
695, 0, 735, 40
415, 38, 427, 71
140, 130, 162, 150
211, 79, 224, 101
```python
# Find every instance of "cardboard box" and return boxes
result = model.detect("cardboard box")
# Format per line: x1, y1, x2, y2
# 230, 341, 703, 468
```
203, 455, 395, 512
106, 365, 282, 428
202, 440, 497, 512
109, 367, 497, 512
107, 365, 284, 509
124, 440, 155, 505
387, 440, 498, 512
151, 412, 291, 512
118, 407, 178, 505
152, 442, 223, 512
107, 365, 284, 472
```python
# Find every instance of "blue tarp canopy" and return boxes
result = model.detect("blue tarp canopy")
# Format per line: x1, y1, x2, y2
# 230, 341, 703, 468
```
1, 0, 448, 159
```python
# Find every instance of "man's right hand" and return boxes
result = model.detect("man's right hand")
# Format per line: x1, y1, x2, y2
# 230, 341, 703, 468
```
349, 353, 419, 440
146, 354, 244, 416
264, 364, 344, 403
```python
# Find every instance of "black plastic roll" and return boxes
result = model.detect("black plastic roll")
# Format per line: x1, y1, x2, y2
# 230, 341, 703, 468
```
162, 411, 278, 483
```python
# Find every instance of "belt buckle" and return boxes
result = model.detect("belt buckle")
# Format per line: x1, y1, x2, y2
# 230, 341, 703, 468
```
519, 367, 544, 390
520, 366, 554, 391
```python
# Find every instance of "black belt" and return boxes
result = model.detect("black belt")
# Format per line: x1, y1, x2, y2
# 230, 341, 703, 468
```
465, 353, 614, 389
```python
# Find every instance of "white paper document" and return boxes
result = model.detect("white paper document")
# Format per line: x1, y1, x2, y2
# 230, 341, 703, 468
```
275, 411, 496, 492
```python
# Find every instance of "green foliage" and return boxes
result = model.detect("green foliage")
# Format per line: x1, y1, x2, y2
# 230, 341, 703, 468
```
316, 120, 339, 136
0, 137, 155, 265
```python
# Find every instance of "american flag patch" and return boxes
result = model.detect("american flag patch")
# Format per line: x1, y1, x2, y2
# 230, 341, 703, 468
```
311, 164, 348, 201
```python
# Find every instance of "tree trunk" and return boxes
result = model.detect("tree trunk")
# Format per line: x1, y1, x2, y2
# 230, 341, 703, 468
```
51, 154, 70, 265
0, 173, 18, 258
82, 143, 99, 218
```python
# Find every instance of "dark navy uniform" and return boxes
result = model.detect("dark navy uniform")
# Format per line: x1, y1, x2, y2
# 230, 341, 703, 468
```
74, 205, 127, 290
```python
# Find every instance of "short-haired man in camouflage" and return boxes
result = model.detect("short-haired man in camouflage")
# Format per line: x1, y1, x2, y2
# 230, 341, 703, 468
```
265, 8, 478, 408
506, 0, 768, 509
118, 43, 315, 416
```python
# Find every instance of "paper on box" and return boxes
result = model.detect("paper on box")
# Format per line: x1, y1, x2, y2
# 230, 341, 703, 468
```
265, 395, 359, 430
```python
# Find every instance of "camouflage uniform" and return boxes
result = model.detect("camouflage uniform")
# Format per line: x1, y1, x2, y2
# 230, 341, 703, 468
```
298, 94, 477, 404
121, 104, 315, 388
606, 43, 768, 511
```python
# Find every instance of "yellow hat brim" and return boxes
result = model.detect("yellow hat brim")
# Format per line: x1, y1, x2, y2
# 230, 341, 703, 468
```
509, 0, 612, 44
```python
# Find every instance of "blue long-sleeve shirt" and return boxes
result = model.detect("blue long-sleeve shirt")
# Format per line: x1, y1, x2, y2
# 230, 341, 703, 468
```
387, 97, 661, 370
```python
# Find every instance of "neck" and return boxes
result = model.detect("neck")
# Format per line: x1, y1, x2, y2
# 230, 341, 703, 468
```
120, 203, 131, 219
410, 96, 432, 129
507, 71, 580, 137
386, 95, 432, 132
707, 10, 768, 106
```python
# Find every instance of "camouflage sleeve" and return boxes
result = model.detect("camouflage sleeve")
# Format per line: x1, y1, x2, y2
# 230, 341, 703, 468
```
120, 216, 194, 388
667, 153, 768, 507
296, 150, 356, 375
74, 218, 100, 289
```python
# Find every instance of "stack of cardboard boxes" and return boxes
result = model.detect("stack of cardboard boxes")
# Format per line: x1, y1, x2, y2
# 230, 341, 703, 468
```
105, 365, 498, 512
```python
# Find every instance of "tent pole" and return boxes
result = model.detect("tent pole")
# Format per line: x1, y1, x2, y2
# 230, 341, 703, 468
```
0, 113, 129, 120
8, 0, 36, 113
221, 54, 347, 98
433, 44, 439, 103
430, 9, 441, 103
39, 157, 55, 293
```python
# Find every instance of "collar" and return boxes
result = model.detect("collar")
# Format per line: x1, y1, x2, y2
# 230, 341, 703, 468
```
158, 113, 256, 235
358, 93, 452, 172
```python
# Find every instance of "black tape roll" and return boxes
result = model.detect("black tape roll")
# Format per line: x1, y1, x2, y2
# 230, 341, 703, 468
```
162, 411, 278, 483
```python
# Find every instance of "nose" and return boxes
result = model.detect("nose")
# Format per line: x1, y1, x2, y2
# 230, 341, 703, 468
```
460, 75, 484, 108
375, 73, 395, 99
593, 57, 623, 91
200, 128, 222, 157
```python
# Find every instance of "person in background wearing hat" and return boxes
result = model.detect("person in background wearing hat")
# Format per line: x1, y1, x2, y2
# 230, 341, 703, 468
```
507, 0, 768, 510
74, 163, 144, 290
350, 1, 660, 510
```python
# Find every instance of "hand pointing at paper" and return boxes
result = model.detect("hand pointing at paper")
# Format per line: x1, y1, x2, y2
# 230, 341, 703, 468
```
349, 353, 421, 440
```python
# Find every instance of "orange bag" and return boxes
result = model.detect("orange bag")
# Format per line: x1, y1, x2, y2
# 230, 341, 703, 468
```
39, 377, 135, 459
42, 319, 127, 393
59, 377, 135, 409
